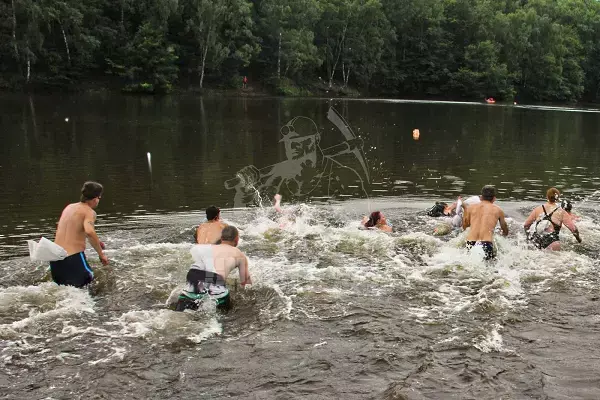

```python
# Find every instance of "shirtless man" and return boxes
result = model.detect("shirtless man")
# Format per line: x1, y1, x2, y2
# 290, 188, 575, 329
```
176, 225, 251, 310
196, 206, 227, 244
523, 188, 581, 251
51, 181, 109, 288
463, 185, 509, 260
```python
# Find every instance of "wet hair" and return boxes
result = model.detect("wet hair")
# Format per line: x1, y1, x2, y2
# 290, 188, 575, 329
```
561, 199, 572, 213
427, 202, 447, 217
206, 206, 220, 221
221, 225, 239, 242
546, 187, 560, 203
365, 211, 382, 228
481, 185, 496, 201
80, 181, 103, 202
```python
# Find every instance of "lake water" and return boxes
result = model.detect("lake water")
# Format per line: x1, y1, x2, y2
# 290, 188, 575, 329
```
1, 94, 600, 399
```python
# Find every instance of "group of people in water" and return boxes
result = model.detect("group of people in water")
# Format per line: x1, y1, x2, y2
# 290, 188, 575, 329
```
48, 181, 583, 309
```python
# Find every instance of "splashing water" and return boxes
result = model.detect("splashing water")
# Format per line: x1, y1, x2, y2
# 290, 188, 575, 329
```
1, 197, 600, 398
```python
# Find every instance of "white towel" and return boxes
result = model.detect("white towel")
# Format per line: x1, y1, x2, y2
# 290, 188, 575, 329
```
27, 237, 68, 262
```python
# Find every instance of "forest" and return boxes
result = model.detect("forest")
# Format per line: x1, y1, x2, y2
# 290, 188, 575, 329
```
1, 0, 600, 102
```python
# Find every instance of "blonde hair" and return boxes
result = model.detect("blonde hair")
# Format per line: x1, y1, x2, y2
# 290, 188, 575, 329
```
546, 187, 560, 203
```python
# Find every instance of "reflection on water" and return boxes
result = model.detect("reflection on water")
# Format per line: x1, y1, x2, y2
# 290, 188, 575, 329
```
1, 94, 600, 254
1, 95, 600, 398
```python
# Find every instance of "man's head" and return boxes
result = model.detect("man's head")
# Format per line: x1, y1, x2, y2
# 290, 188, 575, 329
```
80, 181, 103, 208
220, 225, 239, 246
481, 185, 496, 202
206, 206, 220, 221
546, 187, 560, 203
280, 116, 320, 160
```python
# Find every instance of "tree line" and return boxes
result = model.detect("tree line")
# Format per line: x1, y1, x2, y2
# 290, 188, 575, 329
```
1, 0, 600, 102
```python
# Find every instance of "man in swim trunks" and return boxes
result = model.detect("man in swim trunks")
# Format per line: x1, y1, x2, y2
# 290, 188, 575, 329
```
51, 181, 109, 288
463, 185, 509, 260
176, 225, 251, 311
523, 188, 581, 250
195, 206, 227, 244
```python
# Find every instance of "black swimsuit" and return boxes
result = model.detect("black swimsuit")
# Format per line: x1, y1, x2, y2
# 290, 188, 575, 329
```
466, 241, 495, 260
531, 205, 561, 249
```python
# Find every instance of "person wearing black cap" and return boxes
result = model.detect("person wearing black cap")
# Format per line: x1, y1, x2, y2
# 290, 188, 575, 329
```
51, 181, 108, 288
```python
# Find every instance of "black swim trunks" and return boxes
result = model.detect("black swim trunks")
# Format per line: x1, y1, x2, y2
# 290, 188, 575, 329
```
49, 252, 94, 288
466, 241, 496, 260
531, 232, 560, 249
174, 268, 230, 311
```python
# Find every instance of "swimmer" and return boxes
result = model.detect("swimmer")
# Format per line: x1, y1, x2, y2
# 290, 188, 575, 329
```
50, 181, 109, 288
463, 185, 508, 260
196, 206, 227, 244
427, 195, 481, 229
176, 226, 251, 311
523, 188, 581, 251
361, 211, 393, 232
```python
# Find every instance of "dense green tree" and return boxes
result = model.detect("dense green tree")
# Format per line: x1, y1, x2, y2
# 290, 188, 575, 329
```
179, 0, 258, 88
0, 0, 599, 102
255, 0, 321, 81
107, 22, 178, 92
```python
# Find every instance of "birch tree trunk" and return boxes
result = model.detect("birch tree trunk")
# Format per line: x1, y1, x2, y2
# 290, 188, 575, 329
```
328, 24, 347, 89
277, 31, 282, 80
61, 23, 71, 65
26, 54, 31, 84
11, 0, 19, 60
199, 29, 212, 89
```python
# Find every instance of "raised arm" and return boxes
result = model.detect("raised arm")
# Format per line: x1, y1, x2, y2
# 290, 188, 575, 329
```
562, 212, 582, 243
84, 210, 108, 265
498, 210, 509, 236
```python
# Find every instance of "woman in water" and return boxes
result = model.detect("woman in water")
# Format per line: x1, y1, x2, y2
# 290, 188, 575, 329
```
361, 211, 393, 232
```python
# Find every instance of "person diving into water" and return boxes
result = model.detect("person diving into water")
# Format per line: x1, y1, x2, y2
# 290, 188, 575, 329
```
462, 185, 509, 260
523, 188, 582, 251
195, 206, 228, 244
50, 181, 109, 288
176, 225, 252, 311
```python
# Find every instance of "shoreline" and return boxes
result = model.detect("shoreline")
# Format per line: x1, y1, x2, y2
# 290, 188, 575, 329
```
2, 82, 599, 109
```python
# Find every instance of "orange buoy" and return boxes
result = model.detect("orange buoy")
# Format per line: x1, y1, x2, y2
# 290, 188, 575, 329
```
412, 128, 420, 140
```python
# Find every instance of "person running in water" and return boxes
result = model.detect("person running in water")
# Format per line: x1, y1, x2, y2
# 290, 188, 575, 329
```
463, 185, 509, 260
176, 225, 251, 310
196, 206, 227, 244
51, 181, 109, 288
523, 188, 582, 250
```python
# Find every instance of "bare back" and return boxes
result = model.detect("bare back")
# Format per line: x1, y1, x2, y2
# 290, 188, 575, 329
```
55, 203, 95, 255
464, 201, 508, 242
196, 221, 227, 244
191, 243, 251, 285
212, 244, 249, 283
